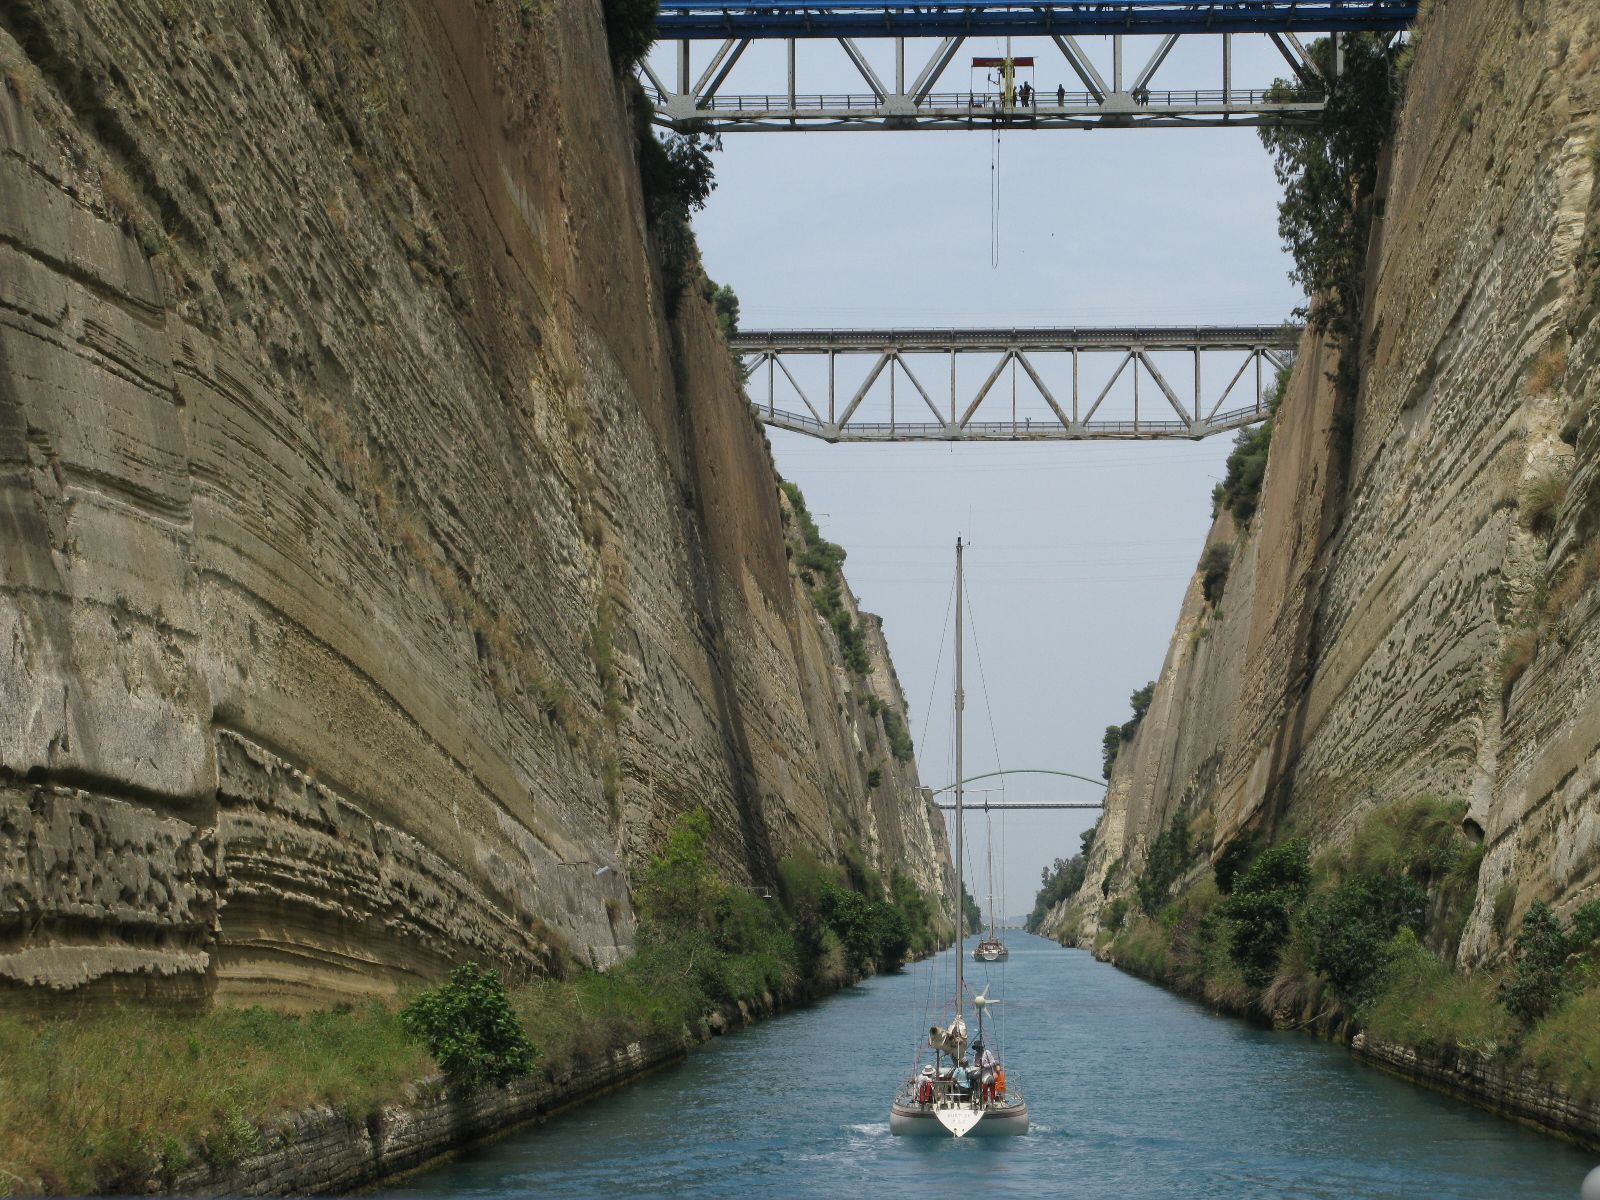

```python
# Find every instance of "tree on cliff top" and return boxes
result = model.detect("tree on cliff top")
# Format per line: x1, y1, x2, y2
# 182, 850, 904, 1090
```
602, 0, 659, 73
1259, 33, 1408, 344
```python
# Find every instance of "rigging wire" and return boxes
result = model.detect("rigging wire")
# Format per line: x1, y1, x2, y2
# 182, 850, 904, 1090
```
990, 127, 1002, 269
917, 571, 958, 758
962, 575, 1010, 790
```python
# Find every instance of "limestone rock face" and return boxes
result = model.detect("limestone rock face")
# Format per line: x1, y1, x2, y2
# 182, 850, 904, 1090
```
0, 0, 949, 1007
1048, 0, 1600, 958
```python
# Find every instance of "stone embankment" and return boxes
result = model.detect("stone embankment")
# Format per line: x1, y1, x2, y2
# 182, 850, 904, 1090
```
169, 996, 766, 1196
1352, 1036, 1600, 1153
0, 0, 948, 1011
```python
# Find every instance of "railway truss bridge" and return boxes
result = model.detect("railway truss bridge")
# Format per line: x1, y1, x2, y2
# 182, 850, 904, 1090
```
643, 2, 1418, 133
735, 323, 1300, 442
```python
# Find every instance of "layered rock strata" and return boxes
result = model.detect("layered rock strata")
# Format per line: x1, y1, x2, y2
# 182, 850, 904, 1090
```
1046, 0, 1600, 959
0, 0, 949, 1009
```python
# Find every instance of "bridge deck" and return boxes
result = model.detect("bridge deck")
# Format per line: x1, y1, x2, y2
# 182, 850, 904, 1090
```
656, 2, 1419, 39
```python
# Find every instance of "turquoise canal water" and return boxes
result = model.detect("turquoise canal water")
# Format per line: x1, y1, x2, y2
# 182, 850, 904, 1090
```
386, 934, 1596, 1198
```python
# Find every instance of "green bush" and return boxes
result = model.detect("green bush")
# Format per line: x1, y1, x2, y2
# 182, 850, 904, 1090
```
1125, 681, 1155, 731
1522, 984, 1600, 1101
1222, 839, 1310, 987
819, 884, 894, 975
880, 706, 914, 763
601, 0, 659, 73
782, 479, 874, 676
1360, 929, 1512, 1054
1104, 896, 1131, 933
400, 963, 537, 1086
1304, 873, 1426, 1005
1102, 682, 1155, 778
635, 808, 719, 932
703, 280, 750, 381
1200, 544, 1233, 605
1501, 901, 1574, 1024
637, 129, 719, 310
962, 881, 982, 935
1214, 422, 1273, 525
1259, 33, 1407, 343
1137, 810, 1195, 916
1213, 835, 1258, 895
1101, 725, 1122, 780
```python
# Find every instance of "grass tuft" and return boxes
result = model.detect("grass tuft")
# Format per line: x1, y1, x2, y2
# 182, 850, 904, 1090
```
1359, 932, 1512, 1055
1520, 468, 1569, 537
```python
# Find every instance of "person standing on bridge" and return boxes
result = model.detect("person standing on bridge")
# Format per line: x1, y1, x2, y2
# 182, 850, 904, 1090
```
1056, 83, 1065, 107
1020, 81, 1033, 108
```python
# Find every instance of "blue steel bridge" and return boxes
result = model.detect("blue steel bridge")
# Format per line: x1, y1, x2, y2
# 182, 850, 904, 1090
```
643, 1, 1417, 132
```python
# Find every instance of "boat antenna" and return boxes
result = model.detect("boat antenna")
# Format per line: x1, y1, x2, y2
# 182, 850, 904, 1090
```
953, 536, 965, 1022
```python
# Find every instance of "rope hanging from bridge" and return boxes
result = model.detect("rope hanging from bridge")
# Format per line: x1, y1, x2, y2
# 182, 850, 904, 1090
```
990, 126, 1001, 269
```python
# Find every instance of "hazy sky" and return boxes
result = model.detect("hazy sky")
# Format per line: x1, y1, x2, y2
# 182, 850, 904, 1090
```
668, 31, 1304, 919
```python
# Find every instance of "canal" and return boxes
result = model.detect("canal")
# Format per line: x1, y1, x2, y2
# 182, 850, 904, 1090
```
385, 933, 1596, 1198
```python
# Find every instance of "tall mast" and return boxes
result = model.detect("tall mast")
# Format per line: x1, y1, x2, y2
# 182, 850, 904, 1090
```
954, 536, 964, 1017
986, 813, 996, 940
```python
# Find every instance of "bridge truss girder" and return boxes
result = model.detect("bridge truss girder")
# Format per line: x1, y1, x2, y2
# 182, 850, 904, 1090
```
653, 3, 1419, 40
643, 18, 1373, 132
736, 325, 1300, 442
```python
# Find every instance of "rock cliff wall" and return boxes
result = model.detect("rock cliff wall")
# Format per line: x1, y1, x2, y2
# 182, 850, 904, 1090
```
1048, 0, 1600, 959
0, 0, 949, 1009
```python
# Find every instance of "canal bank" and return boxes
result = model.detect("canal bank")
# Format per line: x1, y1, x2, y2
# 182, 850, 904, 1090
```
381, 935, 1595, 1199
1077, 933, 1600, 1157
157, 962, 912, 1196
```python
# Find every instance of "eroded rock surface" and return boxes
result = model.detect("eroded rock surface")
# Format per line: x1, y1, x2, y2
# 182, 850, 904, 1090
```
0, 0, 949, 1007
1050, 0, 1600, 959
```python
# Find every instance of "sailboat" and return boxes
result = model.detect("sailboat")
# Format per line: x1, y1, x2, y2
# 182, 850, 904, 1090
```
890, 538, 1028, 1138
973, 813, 1009, 962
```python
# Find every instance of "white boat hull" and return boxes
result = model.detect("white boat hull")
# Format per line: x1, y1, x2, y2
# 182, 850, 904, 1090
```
889, 1100, 1029, 1137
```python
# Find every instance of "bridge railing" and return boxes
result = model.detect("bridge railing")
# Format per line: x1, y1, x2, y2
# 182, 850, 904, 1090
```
754, 407, 1274, 440
642, 85, 1322, 116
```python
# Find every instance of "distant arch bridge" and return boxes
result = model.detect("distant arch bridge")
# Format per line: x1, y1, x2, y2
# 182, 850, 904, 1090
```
738, 323, 1299, 442
644, 2, 1417, 133
927, 768, 1105, 810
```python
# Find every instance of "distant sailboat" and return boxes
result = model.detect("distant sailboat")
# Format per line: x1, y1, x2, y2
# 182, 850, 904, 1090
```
973, 811, 1009, 962
890, 538, 1028, 1138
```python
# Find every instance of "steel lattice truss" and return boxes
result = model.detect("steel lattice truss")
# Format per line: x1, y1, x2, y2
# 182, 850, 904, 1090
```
736, 325, 1300, 441
643, 2, 1415, 132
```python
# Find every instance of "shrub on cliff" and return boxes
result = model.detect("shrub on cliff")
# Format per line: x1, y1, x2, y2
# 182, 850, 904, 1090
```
1200, 544, 1233, 605
1222, 839, 1310, 987
1137, 810, 1196, 916
782, 479, 876, 676
1101, 681, 1155, 778
1101, 725, 1122, 780
1214, 422, 1273, 525
703, 279, 749, 381
636, 808, 720, 932
637, 128, 719, 310
880, 705, 915, 763
1304, 874, 1427, 1006
1259, 33, 1407, 342
401, 963, 538, 1086
602, 0, 659, 73
1501, 901, 1576, 1024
